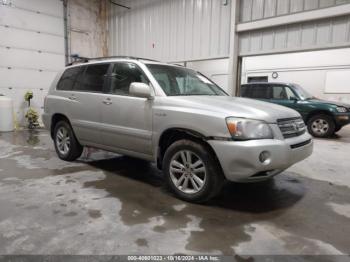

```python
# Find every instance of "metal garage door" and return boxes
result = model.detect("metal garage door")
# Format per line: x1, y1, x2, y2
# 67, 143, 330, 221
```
237, 0, 350, 56
0, 0, 65, 125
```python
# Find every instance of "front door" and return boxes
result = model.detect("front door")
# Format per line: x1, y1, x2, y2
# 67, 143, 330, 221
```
269, 84, 299, 112
99, 62, 153, 157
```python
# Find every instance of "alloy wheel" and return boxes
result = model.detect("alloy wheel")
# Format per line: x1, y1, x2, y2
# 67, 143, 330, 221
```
55, 126, 71, 155
311, 119, 329, 135
169, 150, 206, 194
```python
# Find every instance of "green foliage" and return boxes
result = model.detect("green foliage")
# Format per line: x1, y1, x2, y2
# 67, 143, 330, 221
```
24, 91, 33, 102
25, 107, 40, 129
25, 108, 39, 122
24, 91, 39, 129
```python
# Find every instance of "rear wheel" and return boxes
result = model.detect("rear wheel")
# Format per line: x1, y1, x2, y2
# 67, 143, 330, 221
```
163, 139, 224, 203
53, 121, 83, 161
307, 114, 335, 138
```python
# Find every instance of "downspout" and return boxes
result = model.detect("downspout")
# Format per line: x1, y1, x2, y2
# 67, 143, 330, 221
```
63, 0, 69, 65
227, 0, 240, 96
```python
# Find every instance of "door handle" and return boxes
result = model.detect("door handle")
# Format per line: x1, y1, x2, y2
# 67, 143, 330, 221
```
68, 95, 76, 100
102, 98, 112, 105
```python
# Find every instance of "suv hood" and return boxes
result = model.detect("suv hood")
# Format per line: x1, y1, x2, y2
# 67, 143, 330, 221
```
306, 98, 350, 108
164, 96, 300, 123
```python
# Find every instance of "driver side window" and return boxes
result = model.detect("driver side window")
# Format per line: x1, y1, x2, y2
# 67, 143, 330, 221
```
285, 87, 297, 100
109, 62, 149, 96
271, 85, 297, 100
271, 85, 287, 100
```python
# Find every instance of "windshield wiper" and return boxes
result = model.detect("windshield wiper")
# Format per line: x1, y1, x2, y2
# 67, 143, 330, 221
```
305, 96, 317, 100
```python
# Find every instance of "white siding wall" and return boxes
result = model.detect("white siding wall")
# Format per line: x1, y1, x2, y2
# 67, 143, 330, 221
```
238, 0, 350, 56
239, 15, 350, 55
109, 0, 231, 62
0, 0, 64, 125
239, 0, 350, 22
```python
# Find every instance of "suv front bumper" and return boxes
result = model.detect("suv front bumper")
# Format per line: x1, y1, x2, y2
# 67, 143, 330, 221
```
334, 112, 350, 126
208, 132, 313, 182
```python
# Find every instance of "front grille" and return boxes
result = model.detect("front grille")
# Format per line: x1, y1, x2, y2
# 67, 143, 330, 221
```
277, 117, 306, 138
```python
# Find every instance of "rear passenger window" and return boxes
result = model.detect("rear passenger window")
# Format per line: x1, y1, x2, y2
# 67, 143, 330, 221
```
109, 63, 149, 96
240, 85, 250, 97
74, 64, 110, 92
250, 85, 270, 99
57, 67, 81, 91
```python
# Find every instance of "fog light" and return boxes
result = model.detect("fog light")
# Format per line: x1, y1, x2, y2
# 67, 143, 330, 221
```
259, 151, 271, 165
337, 115, 349, 121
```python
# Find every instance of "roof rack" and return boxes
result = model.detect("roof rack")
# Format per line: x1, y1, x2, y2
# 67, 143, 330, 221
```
67, 55, 160, 66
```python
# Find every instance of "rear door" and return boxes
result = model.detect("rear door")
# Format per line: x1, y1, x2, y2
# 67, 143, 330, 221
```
67, 63, 110, 146
244, 84, 270, 102
99, 62, 153, 157
55, 66, 82, 123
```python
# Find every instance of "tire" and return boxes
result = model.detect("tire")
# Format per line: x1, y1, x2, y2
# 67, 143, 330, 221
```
53, 120, 83, 161
335, 125, 342, 133
307, 114, 335, 138
162, 139, 224, 203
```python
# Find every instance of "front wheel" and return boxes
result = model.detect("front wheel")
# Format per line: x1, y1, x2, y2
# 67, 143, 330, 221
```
53, 121, 83, 161
307, 114, 335, 138
335, 125, 342, 133
163, 139, 224, 203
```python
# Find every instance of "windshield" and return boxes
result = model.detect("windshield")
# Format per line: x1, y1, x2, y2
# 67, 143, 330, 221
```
292, 84, 314, 100
147, 64, 227, 96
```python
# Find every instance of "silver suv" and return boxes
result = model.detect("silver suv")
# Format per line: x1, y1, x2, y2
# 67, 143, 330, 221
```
43, 57, 313, 203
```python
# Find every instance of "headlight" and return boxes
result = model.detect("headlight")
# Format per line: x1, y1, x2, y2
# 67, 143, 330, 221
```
226, 117, 273, 140
336, 107, 348, 113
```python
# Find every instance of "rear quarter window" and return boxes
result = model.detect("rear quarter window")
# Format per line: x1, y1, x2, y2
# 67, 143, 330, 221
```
240, 85, 250, 97
56, 67, 82, 91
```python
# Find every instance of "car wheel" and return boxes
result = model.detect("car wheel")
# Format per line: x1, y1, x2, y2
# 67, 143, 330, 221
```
163, 139, 224, 203
54, 121, 83, 161
307, 114, 335, 138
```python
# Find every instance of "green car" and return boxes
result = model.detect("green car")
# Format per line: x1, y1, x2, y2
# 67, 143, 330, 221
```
240, 82, 350, 138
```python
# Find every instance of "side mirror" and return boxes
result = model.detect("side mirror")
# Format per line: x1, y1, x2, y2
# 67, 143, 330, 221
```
290, 97, 298, 103
129, 82, 153, 99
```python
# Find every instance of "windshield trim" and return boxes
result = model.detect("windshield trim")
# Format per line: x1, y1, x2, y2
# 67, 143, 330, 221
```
195, 72, 229, 96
